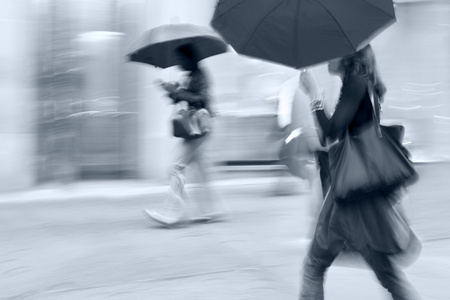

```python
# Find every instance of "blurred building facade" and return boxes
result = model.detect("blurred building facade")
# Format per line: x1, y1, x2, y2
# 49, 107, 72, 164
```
1, 2, 37, 191
1, 0, 449, 192
1, 0, 221, 192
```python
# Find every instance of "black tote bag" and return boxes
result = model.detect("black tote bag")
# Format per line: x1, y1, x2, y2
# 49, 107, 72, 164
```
328, 89, 418, 203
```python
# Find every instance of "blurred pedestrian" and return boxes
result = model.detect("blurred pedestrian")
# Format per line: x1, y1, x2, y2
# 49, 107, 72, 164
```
297, 71, 331, 201
143, 43, 226, 228
298, 45, 421, 300
276, 72, 328, 217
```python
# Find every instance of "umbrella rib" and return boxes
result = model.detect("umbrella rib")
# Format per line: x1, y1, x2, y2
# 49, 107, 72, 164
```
360, 0, 396, 19
211, 1, 245, 23
315, 0, 358, 51
241, 0, 286, 53
294, 0, 302, 68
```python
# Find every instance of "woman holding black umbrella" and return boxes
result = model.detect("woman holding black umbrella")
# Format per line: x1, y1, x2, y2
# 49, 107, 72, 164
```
298, 45, 420, 300
143, 43, 226, 227
127, 24, 229, 228
210, 1, 420, 298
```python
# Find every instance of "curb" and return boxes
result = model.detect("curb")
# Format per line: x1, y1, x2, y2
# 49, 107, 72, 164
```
0, 176, 301, 205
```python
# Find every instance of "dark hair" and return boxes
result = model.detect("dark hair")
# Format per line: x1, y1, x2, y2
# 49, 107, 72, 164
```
175, 43, 200, 64
338, 45, 386, 101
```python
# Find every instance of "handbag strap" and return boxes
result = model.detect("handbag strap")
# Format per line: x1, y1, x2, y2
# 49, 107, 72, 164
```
368, 84, 383, 138
341, 83, 383, 140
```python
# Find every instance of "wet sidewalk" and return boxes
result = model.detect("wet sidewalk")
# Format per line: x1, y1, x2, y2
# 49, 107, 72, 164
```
0, 163, 449, 300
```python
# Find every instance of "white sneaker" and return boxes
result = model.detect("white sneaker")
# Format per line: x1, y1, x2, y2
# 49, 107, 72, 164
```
142, 209, 182, 228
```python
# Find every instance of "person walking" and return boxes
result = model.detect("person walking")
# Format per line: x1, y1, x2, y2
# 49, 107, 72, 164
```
276, 72, 327, 220
298, 45, 421, 300
143, 43, 226, 228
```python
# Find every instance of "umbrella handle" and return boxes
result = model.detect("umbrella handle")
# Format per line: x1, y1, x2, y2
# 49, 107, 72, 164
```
154, 80, 180, 93
299, 70, 321, 98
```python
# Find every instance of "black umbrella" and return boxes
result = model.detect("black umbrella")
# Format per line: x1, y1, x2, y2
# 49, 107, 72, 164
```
127, 23, 228, 68
211, 0, 396, 69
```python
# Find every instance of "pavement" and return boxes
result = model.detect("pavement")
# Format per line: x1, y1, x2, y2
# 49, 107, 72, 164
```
0, 163, 449, 300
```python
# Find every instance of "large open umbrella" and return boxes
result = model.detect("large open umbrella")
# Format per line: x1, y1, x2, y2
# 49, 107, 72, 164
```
127, 23, 228, 68
211, 0, 396, 69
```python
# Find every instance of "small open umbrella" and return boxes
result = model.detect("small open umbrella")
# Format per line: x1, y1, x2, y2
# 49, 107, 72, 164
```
127, 23, 228, 68
211, 0, 396, 69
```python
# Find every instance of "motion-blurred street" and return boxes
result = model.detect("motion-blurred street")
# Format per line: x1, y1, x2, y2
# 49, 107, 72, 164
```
1, 1, 449, 299
1, 163, 449, 300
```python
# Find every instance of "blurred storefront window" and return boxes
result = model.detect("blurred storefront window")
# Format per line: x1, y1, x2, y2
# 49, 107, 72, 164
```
34, 0, 137, 181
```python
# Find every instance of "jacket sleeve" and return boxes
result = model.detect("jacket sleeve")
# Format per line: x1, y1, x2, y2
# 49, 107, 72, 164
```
169, 71, 208, 107
315, 75, 367, 140
170, 88, 207, 106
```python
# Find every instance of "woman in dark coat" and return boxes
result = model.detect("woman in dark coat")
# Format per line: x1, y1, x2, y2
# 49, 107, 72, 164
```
298, 45, 420, 300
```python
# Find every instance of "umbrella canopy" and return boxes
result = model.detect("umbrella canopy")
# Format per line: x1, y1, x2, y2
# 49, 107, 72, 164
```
127, 23, 228, 68
211, 0, 396, 69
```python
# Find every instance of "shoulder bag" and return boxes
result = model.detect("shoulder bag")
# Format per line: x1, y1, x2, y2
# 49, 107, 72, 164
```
328, 87, 418, 202
172, 104, 211, 139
